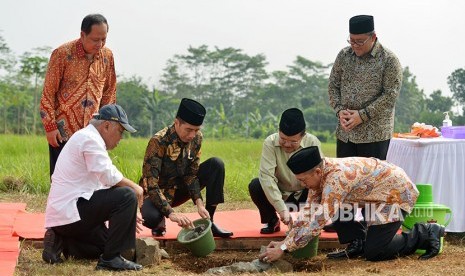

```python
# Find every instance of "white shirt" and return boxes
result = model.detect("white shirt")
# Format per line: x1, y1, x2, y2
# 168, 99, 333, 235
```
45, 124, 123, 228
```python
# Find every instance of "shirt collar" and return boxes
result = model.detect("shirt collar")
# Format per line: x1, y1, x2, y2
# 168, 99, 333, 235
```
76, 39, 86, 58
75, 39, 101, 60
369, 39, 381, 57
273, 133, 280, 146
87, 124, 106, 149
168, 124, 186, 146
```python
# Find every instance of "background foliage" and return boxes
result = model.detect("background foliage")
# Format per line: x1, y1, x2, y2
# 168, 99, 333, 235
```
1, 37, 465, 138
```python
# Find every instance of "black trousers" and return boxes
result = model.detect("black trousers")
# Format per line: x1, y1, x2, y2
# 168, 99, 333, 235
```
335, 210, 421, 261
336, 139, 391, 160
52, 186, 138, 259
332, 205, 367, 243
141, 157, 225, 229
248, 178, 309, 224
48, 141, 67, 178
334, 139, 391, 239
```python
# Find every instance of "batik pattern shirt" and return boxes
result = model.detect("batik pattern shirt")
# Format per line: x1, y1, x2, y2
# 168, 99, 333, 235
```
283, 157, 418, 251
328, 40, 402, 143
140, 125, 202, 217
40, 39, 116, 139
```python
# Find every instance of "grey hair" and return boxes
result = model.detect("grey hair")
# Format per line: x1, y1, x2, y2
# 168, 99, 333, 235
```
366, 31, 376, 36
89, 118, 105, 127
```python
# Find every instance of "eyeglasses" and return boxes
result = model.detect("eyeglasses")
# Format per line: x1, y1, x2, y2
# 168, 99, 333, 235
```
347, 35, 372, 46
279, 137, 300, 146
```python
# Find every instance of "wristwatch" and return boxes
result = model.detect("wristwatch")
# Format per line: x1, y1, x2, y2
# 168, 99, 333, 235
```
280, 243, 288, 252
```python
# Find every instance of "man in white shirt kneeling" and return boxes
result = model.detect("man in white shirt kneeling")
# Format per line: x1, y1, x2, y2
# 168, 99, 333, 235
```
43, 104, 144, 271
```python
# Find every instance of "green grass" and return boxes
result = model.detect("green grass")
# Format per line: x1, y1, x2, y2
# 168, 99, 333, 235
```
0, 134, 336, 201
0, 135, 50, 193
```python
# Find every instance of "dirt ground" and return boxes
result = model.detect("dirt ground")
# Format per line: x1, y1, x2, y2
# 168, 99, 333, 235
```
3, 193, 465, 275
16, 236, 465, 275
169, 236, 465, 275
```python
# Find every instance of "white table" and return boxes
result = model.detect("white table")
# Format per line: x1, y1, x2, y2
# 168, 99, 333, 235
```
386, 137, 465, 232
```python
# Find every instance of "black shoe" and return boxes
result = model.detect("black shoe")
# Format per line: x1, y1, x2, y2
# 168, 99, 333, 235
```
260, 217, 280, 234
42, 228, 64, 264
96, 255, 143, 271
211, 223, 233, 238
323, 222, 337, 233
419, 223, 446, 260
327, 238, 364, 259
152, 227, 166, 237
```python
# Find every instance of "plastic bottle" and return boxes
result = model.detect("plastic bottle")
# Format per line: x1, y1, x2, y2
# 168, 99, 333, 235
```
443, 112, 452, 127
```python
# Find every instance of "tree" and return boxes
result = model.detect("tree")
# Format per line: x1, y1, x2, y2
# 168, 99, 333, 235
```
243, 108, 278, 139
419, 90, 454, 128
0, 80, 13, 133
144, 89, 176, 135
395, 67, 426, 132
0, 33, 15, 73
19, 47, 51, 134
159, 45, 268, 115
117, 76, 152, 136
425, 90, 453, 113
447, 68, 465, 105
159, 60, 193, 99
269, 56, 334, 132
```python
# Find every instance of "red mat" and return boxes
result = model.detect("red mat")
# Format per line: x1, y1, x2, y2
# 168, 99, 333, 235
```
0, 203, 25, 276
13, 211, 45, 239
0, 203, 339, 276
0, 262, 16, 276
0, 236, 19, 252
0, 203, 26, 211
9, 208, 338, 241
0, 210, 21, 236
136, 209, 339, 240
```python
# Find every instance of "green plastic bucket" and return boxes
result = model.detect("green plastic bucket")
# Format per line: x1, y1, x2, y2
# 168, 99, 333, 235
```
177, 218, 215, 257
415, 183, 434, 203
291, 236, 319, 259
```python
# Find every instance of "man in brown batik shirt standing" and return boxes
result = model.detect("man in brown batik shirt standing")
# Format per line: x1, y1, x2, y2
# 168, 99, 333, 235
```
326, 14, 403, 242
40, 14, 117, 178
328, 15, 402, 160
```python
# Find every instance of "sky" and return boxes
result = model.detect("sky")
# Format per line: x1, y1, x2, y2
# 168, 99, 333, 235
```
1, 0, 464, 100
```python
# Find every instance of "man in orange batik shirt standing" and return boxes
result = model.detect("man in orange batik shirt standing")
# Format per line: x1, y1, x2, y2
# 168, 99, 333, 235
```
40, 13, 117, 178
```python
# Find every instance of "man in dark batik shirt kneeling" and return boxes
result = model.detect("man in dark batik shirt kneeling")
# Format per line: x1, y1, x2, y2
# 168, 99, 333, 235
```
139, 98, 233, 238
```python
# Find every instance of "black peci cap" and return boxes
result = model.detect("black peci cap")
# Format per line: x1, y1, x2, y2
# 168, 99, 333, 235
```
287, 146, 322, 174
349, 15, 374, 34
279, 108, 306, 136
176, 98, 206, 126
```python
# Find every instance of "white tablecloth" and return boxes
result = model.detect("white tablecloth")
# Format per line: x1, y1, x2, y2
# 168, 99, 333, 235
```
386, 137, 465, 232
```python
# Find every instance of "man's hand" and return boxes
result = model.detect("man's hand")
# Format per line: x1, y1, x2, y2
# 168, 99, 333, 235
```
46, 129, 63, 147
195, 198, 210, 219
135, 214, 144, 234
116, 178, 144, 208
339, 109, 363, 131
266, 241, 281, 249
132, 185, 144, 208
197, 206, 210, 219
169, 212, 194, 228
259, 241, 285, 263
278, 210, 292, 226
